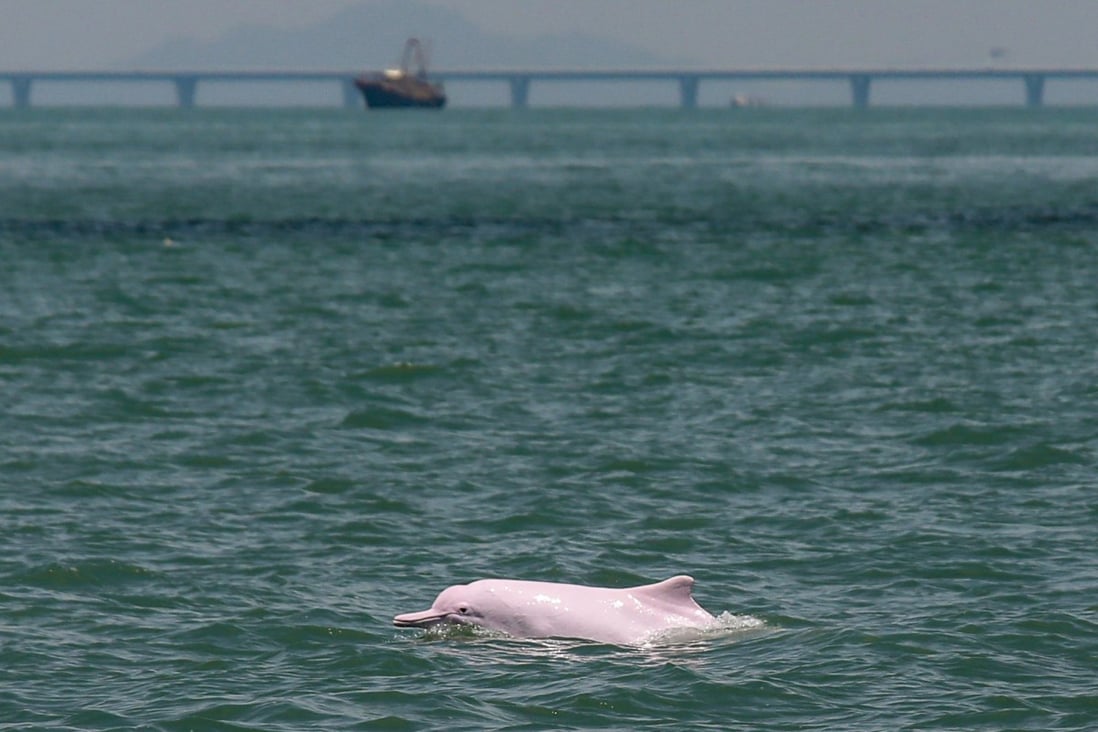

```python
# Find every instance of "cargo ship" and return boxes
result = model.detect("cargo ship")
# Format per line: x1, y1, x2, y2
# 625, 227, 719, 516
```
354, 38, 446, 109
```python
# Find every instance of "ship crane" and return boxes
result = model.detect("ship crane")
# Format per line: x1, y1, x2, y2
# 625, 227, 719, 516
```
398, 38, 431, 80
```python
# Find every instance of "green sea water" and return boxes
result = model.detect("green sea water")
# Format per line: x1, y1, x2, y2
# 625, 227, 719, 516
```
1, 107, 1097, 730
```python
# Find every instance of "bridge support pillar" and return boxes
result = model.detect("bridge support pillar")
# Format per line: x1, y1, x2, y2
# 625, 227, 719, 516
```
850, 74, 871, 108
174, 76, 198, 108
1024, 74, 1045, 108
342, 78, 360, 109
12, 77, 32, 108
509, 77, 530, 109
679, 76, 699, 109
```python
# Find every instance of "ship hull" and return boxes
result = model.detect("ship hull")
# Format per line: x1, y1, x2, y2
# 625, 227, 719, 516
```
354, 78, 446, 109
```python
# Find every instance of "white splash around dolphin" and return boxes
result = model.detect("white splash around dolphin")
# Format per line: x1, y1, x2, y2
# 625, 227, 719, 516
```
394, 575, 763, 646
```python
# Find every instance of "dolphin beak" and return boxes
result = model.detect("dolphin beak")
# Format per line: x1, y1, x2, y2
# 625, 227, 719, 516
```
393, 608, 447, 628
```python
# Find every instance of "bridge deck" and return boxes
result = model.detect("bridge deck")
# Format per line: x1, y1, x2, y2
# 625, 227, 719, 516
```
3, 68, 1098, 108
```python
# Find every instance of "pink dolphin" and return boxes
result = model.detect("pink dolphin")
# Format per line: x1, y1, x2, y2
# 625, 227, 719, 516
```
393, 574, 716, 645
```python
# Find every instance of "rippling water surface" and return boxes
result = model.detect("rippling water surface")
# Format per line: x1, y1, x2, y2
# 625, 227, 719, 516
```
2, 107, 1097, 730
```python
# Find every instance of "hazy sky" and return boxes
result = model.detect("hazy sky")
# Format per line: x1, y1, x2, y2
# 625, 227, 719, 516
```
3, 0, 1098, 69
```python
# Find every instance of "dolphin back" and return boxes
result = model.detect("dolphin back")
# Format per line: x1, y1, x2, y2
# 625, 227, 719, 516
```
629, 575, 713, 617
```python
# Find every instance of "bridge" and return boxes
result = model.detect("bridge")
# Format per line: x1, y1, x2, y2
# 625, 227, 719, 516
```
3, 68, 1098, 109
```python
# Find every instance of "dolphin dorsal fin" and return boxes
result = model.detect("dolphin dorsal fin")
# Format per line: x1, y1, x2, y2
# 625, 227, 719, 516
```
631, 575, 696, 603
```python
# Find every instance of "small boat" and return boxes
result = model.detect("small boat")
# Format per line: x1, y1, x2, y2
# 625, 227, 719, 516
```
730, 94, 766, 108
354, 38, 445, 109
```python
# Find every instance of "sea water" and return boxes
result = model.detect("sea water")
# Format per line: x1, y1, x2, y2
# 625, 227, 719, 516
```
1, 107, 1096, 730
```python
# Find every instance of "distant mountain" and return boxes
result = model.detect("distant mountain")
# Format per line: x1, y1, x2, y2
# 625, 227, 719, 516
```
123, 0, 692, 70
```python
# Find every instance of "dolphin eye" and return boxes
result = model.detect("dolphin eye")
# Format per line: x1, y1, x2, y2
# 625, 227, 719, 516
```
458, 605, 469, 614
